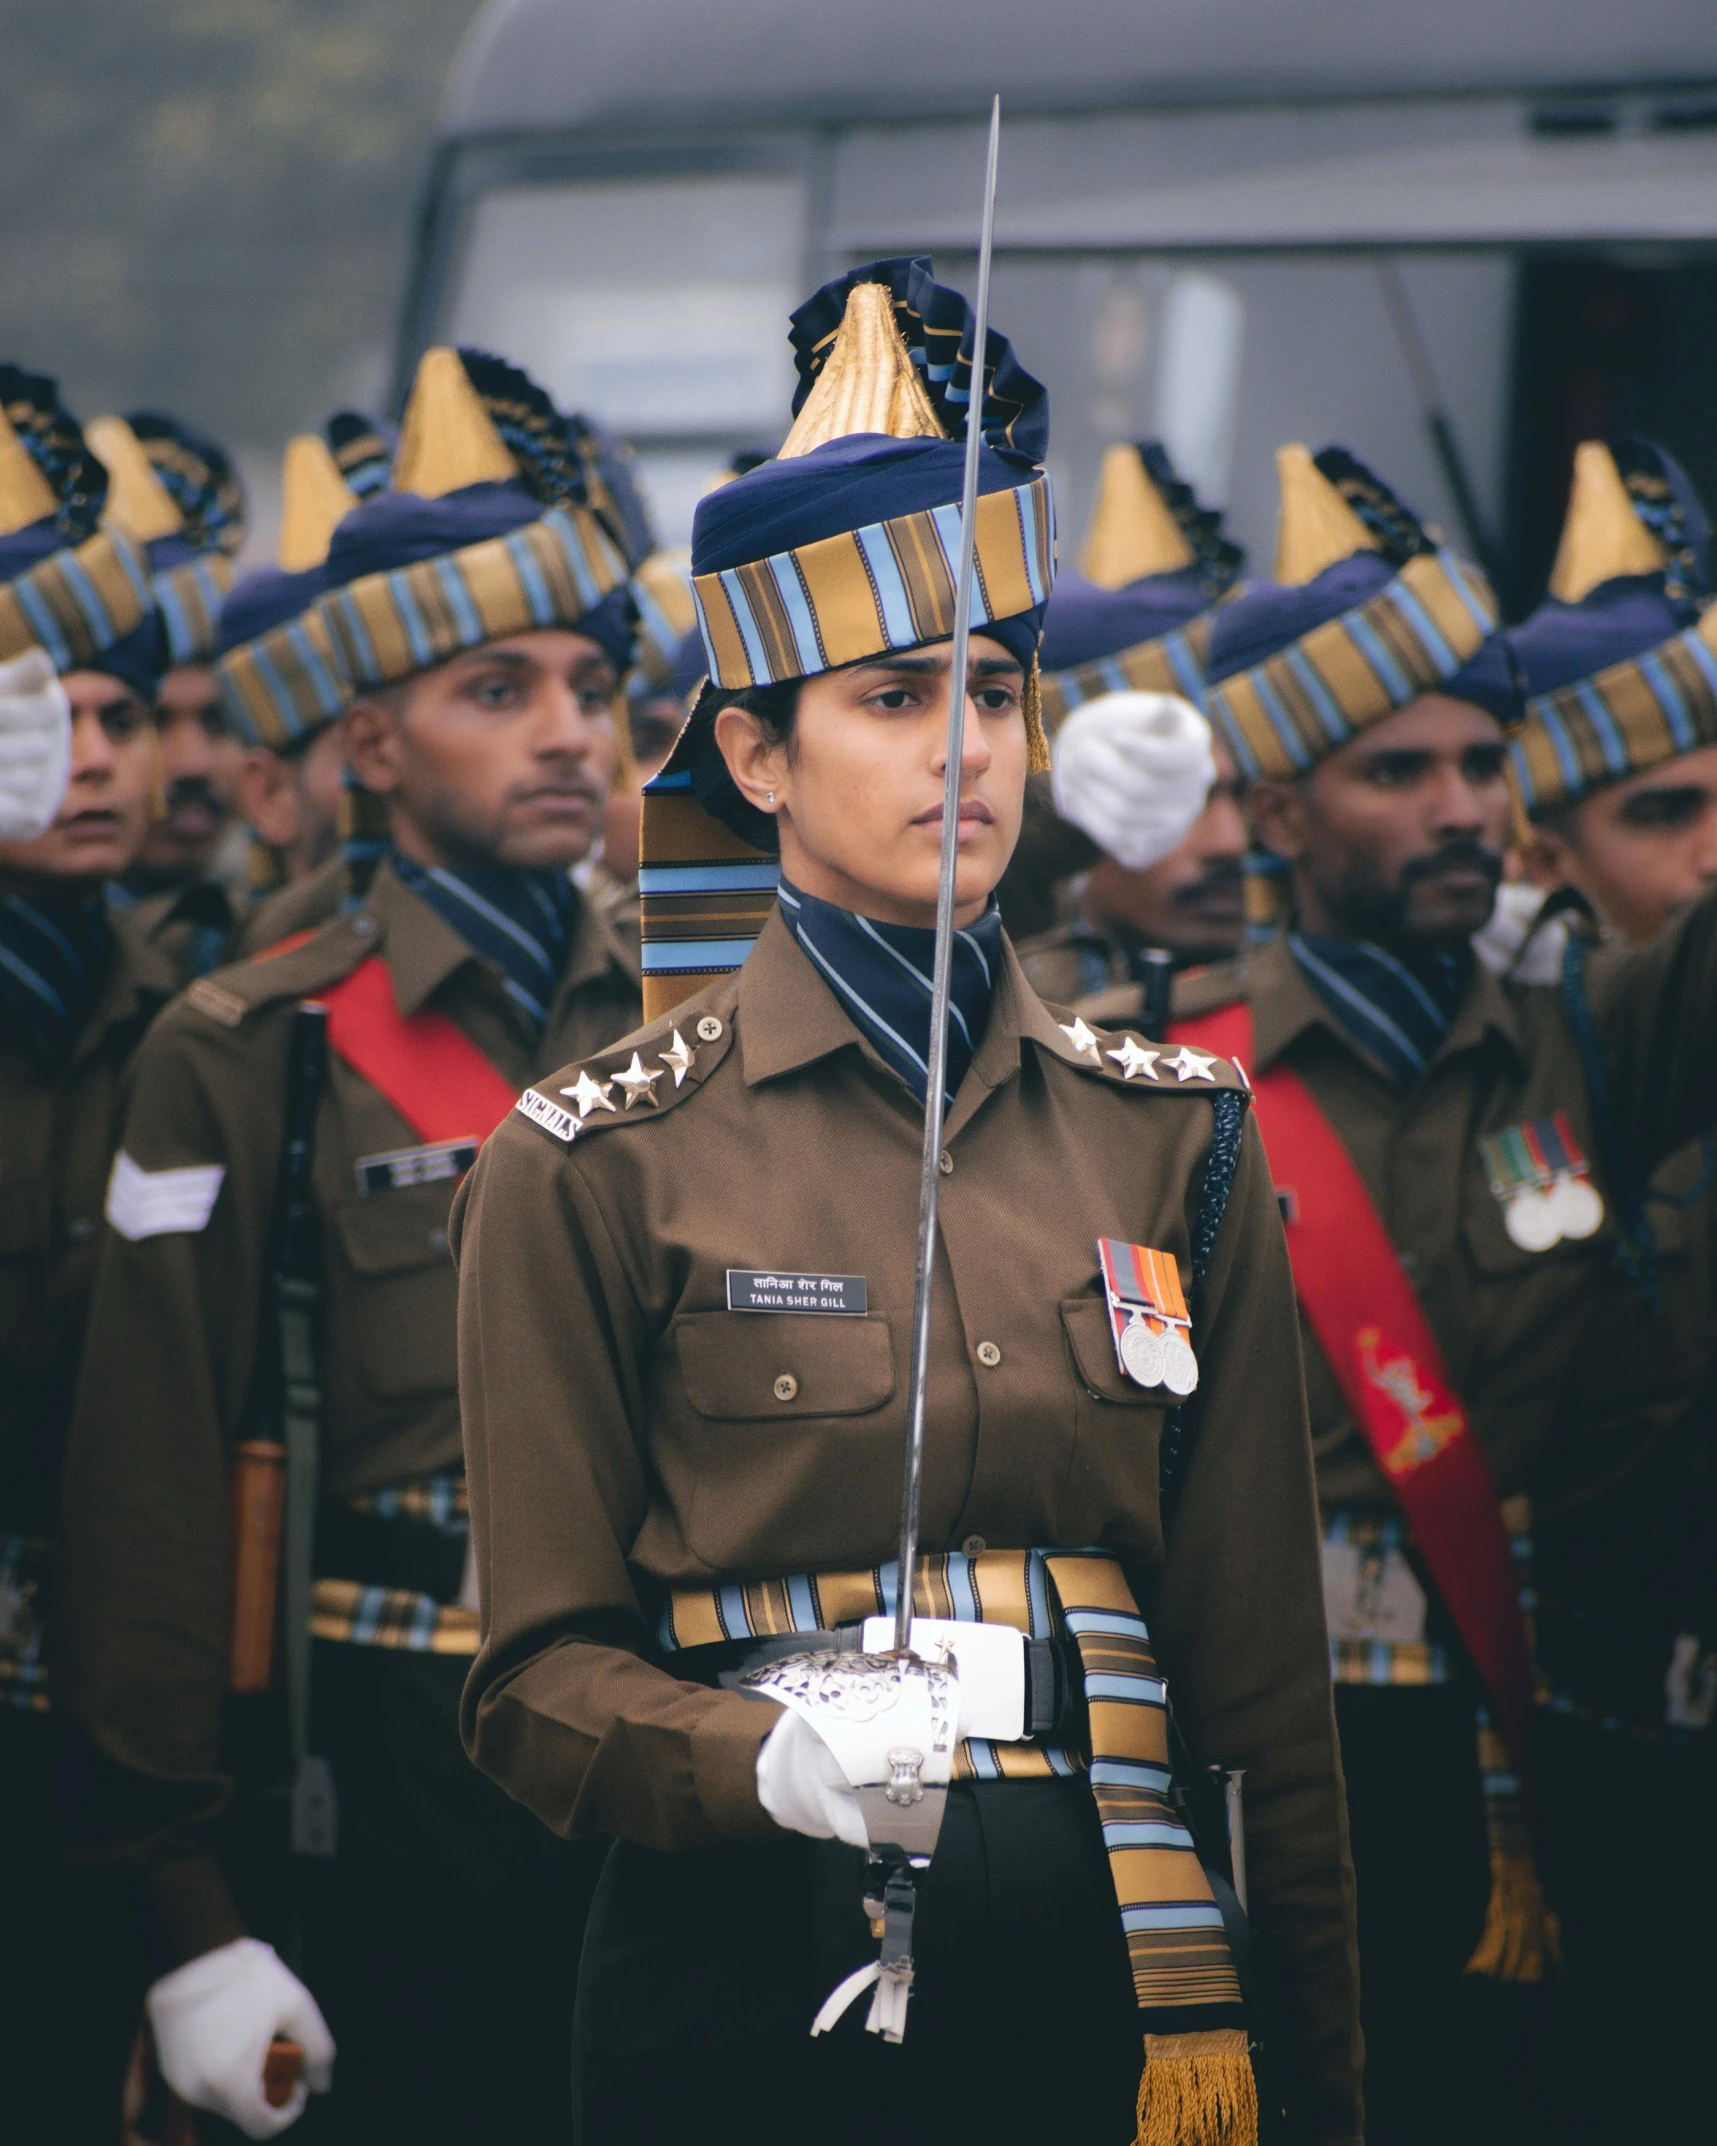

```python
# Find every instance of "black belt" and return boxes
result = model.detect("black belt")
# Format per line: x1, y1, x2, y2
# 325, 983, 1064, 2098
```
313, 1503, 467, 1604
664, 1628, 1089, 1746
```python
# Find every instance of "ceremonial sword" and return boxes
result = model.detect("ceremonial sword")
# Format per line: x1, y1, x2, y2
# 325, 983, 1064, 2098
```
893, 93, 1003, 1652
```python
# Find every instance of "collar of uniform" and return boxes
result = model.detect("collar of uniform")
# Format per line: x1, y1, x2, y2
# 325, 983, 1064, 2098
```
368, 854, 637, 1019
1248, 926, 1526, 1075
66, 879, 230, 1065
738, 905, 871, 1084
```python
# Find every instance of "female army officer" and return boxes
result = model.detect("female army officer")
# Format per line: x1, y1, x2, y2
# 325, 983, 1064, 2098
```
452, 262, 1361, 2146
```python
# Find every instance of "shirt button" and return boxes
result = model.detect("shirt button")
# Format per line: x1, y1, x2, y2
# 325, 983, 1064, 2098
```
939, 1149, 953, 1176
975, 1340, 1002, 1368
351, 914, 377, 938
67, 1217, 96, 1244
962, 1534, 987, 1556
428, 1227, 449, 1254
772, 1372, 799, 1402
696, 1015, 723, 1042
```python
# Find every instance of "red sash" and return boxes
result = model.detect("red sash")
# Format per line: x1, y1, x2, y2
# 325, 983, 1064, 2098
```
317, 955, 519, 1146
1170, 1000, 1535, 1774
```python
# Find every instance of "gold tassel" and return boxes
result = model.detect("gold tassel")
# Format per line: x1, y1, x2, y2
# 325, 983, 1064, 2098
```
1465, 1846, 1563, 1984
1023, 657, 1050, 773
1137, 2030, 1258, 2146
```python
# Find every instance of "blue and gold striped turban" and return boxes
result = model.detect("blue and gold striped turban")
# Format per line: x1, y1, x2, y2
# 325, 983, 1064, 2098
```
689, 257, 1054, 694
1038, 440, 1243, 728
640, 257, 1056, 1020
1205, 444, 1500, 782
0, 365, 152, 682
125, 412, 246, 666
1505, 438, 1717, 819
314, 348, 634, 695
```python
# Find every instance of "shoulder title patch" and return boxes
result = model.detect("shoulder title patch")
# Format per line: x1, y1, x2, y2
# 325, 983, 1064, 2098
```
186, 976, 247, 1028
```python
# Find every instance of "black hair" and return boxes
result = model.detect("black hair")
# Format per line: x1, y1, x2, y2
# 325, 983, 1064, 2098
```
686, 677, 801, 852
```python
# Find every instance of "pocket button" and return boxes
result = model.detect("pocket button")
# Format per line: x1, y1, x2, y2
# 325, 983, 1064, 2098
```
772, 1372, 799, 1402
975, 1340, 1002, 1368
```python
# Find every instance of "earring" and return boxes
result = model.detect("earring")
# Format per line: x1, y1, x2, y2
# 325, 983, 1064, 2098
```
766, 790, 776, 805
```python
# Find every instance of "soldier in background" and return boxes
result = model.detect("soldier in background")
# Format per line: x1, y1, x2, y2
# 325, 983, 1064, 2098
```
89, 414, 250, 916
1495, 437, 1717, 2142
1155, 437, 1717, 2144
0, 362, 210, 2140
58, 346, 644, 2142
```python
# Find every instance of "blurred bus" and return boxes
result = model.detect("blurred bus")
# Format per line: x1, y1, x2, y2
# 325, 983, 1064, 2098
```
398, 0, 1717, 610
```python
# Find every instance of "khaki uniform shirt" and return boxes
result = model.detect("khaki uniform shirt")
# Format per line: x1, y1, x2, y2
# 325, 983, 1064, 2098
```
56, 859, 641, 1966
1106, 906, 1717, 1513
1, 887, 213, 1548
1017, 916, 1160, 1008
453, 910, 1362, 2141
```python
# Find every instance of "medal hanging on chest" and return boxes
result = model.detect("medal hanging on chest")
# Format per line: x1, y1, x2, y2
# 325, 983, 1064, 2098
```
1098, 1238, 1198, 1396
1479, 1111, 1605, 1252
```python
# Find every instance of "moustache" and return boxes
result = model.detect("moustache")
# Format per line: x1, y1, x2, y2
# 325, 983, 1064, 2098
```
163, 775, 225, 814
1400, 840, 1504, 891
1168, 857, 1245, 909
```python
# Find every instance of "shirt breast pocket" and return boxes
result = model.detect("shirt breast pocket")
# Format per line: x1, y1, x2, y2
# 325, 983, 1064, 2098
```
327, 1184, 459, 1403
1056, 1295, 1166, 1549
675, 1311, 897, 1421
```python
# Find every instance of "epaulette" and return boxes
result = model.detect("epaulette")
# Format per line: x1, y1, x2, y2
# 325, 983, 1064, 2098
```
514, 997, 737, 1147
1035, 1006, 1249, 1093
182, 909, 377, 1030
1168, 956, 1249, 1022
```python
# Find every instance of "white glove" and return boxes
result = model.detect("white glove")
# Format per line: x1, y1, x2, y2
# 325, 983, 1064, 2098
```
0, 646, 72, 843
756, 1707, 870, 1850
147, 1937, 335, 2139
861, 1617, 1025, 1743
1050, 690, 1216, 871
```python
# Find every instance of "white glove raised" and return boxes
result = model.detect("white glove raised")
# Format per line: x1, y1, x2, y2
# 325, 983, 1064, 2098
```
0, 646, 72, 843
1050, 689, 1216, 872
756, 1706, 869, 1849
146, 1937, 335, 2140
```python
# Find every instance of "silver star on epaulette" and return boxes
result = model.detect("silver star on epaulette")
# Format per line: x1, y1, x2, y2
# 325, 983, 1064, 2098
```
1058, 1017, 1102, 1063
1106, 1037, 1160, 1082
659, 1028, 695, 1087
559, 1069, 617, 1119
612, 1050, 664, 1109
1164, 1045, 1218, 1084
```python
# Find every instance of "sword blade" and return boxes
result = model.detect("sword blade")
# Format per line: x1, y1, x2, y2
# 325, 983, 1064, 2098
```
894, 96, 1003, 1653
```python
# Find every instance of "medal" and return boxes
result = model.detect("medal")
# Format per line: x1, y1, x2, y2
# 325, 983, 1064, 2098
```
1547, 1172, 1603, 1240
1480, 1111, 1604, 1253
1098, 1238, 1197, 1394
1503, 1185, 1562, 1252
1119, 1316, 1167, 1388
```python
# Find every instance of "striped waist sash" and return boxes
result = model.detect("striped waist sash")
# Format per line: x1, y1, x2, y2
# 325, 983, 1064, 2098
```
664, 1547, 1257, 2141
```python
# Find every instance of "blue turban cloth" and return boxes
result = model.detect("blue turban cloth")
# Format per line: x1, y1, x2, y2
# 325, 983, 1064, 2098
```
1504, 438, 1717, 815
319, 478, 637, 675
1039, 563, 1219, 672
1201, 447, 1502, 781
317, 478, 635, 678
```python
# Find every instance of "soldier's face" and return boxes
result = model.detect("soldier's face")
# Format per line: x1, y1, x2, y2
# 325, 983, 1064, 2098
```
133, 666, 241, 882
0, 671, 154, 887
717, 633, 1027, 929
1251, 693, 1510, 944
1523, 743, 1717, 946
1081, 741, 1248, 961
344, 629, 621, 874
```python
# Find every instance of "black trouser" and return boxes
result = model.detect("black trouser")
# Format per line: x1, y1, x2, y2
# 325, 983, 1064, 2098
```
574, 1777, 1143, 2146
0, 1705, 149, 2146
1333, 1683, 1534, 2146
1532, 1711, 1716, 2143
281, 1644, 606, 2146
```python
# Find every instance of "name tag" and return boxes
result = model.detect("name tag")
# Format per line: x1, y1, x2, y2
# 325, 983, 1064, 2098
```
355, 1139, 479, 1196
1320, 1539, 1428, 1645
726, 1269, 868, 1315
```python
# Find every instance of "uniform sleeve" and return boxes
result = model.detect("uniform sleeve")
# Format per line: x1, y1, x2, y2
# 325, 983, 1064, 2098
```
56, 1006, 283, 1969
453, 1119, 782, 1850
1150, 1113, 1364, 2146
1585, 880, 1717, 1181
